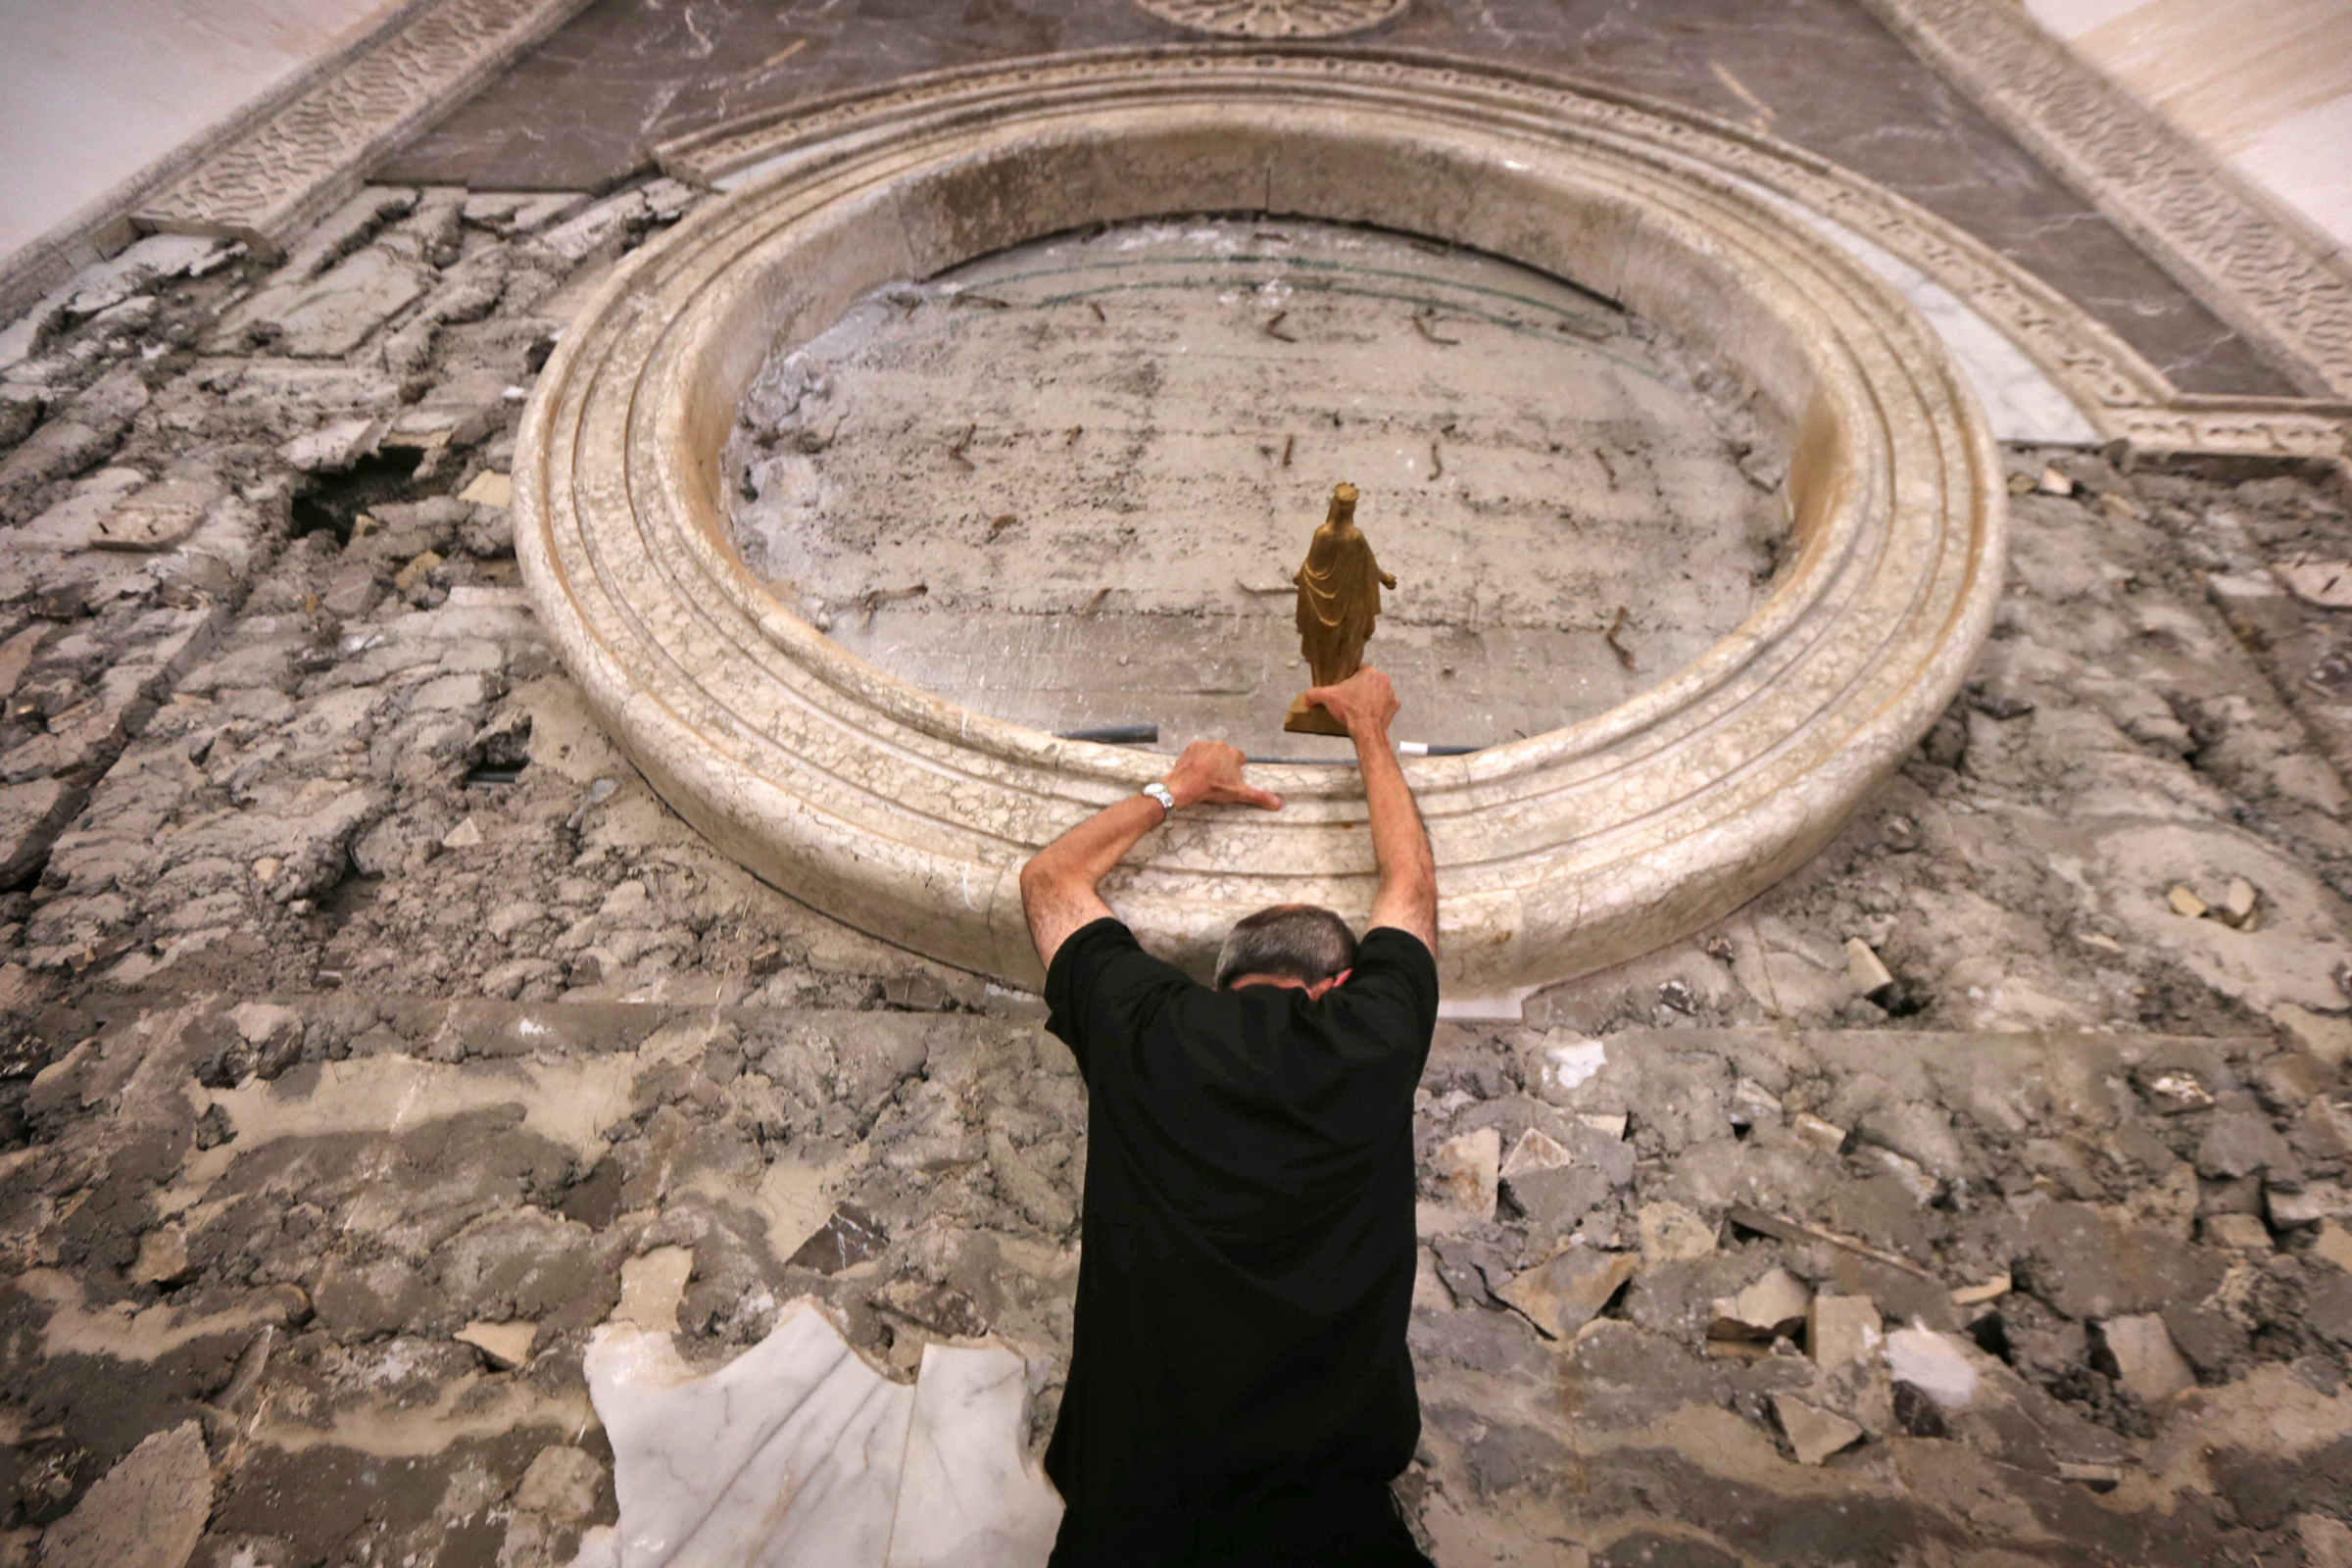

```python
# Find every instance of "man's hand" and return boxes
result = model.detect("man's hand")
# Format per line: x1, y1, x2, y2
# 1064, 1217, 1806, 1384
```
1298, 666, 1399, 739
1162, 740, 1283, 811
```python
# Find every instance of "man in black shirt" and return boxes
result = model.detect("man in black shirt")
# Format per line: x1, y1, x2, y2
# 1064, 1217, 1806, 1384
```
1019, 666, 1440, 1568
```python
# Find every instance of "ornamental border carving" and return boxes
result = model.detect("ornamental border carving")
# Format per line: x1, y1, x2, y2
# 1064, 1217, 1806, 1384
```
1853, 0, 2352, 404
660, 46, 2349, 476
132, 0, 597, 256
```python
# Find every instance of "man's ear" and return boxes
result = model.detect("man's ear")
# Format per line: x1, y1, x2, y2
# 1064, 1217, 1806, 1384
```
1306, 967, 1353, 1002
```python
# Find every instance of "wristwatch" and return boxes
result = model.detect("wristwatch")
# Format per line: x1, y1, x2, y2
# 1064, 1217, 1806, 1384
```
1141, 781, 1177, 818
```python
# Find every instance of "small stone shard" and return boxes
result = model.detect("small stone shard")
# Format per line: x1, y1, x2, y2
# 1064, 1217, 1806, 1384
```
1638, 1200, 1718, 1263
1429, 1127, 1500, 1222
1498, 1128, 1571, 1179
1950, 1274, 2010, 1308
2313, 1221, 2352, 1273
615, 1247, 697, 1331
2166, 885, 2207, 919
1808, 1293, 1882, 1370
1792, 1112, 1848, 1154
2035, 466, 2075, 496
460, 469, 514, 507
2098, 1313, 2194, 1403
2268, 1181, 2352, 1228
2218, 876, 2259, 928
1884, 1326, 1977, 1409
2278, 559, 2352, 609
787, 1203, 886, 1275
458, 1319, 538, 1369
1495, 1246, 1638, 1340
2141, 1070, 2213, 1113
1773, 1395, 1864, 1466
2201, 1213, 2274, 1251
37, 1420, 210, 1568
393, 550, 443, 591
1709, 1267, 1812, 1342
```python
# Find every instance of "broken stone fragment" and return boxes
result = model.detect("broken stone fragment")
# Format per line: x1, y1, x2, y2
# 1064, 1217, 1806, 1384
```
2196, 1108, 2294, 1181
2097, 1313, 2194, 1403
2200, 1212, 2274, 1251
279, 416, 380, 473
457, 1318, 538, 1369
2267, 1180, 2352, 1228
1883, 1325, 1977, 1410
1791, 1112, 1847, 1154
2313, 1221, 2352, 1273
1772, 1394, 1864, 1466
88, 477, 220, 553
459, 468, 514, 508
2166, 885, 2208, 919
2035, 466, 2075, 496
393, 550, 443, 591
1494, 1245, 1638, 1339
1807, 1293, 1882, 1370
1637, 1200, 1717, 1263
787, 1204, 885, 1275
1428, 1127, 1500, 1222
38, 1420, 210, 1568
1729, 1078, 1783, 1130
2218, 876, 2259, 929
615, 1246, 697, 1331
133, 1225, 192, 1287
2277, 559, 2352, 609
1856, 1142, 1943, 1205
1949, 1274, 2009, 1308
2140, 1070, 2214, 1114
1499, 1127, 1571, 1179
1708, 1267, 1811, 1342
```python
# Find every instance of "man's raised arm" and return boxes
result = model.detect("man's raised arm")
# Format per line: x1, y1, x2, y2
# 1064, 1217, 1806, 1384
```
1019, 740, 1284, 973
1297, 667, 1438, 955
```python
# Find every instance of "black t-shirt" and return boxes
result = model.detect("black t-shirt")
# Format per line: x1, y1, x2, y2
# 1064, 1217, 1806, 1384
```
1042, 916, 1440, 1538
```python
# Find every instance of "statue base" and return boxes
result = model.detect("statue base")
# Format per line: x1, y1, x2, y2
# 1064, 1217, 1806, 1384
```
1283, 696, 1349, 736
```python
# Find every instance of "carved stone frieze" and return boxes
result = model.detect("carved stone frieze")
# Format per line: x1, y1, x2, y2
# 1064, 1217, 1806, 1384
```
131, 0, 595, 258
1131, 0, 1407, 38
1854, 0, 2352, 403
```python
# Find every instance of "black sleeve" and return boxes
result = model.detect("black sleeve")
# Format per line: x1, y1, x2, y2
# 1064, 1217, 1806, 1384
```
1337, 927, 1441, 1048
1043, 916, 1191, 1078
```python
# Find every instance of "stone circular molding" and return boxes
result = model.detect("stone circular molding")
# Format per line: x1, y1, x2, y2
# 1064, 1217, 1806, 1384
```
516, 51, 2006, 1002
1131, 0, 1407, 39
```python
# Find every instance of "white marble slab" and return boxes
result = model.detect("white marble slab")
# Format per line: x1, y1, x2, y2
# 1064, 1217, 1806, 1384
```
886, 1343, 1063, 1568
584, 1301, 917, 1568
1733, 176, 2102, 445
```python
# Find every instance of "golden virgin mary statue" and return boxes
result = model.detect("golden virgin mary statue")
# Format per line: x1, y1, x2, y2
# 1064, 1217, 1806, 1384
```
1284, 483, 1397, 735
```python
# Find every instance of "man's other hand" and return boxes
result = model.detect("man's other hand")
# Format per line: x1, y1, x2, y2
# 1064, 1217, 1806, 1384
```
1298, 666, 1400, 739
1163, 741, 1284, 811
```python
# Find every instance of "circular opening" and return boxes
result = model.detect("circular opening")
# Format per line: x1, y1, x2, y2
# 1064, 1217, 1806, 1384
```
520, 59, 2000, 994
722, 217, 1790, 758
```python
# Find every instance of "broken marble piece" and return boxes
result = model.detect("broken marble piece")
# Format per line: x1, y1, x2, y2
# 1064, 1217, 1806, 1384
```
1638, 1200, 1717, 1263
39, 1420, 210, 1568
1499, 1127, 1572, 1180
2313, 1221, 2352, 1273
791, 1202, 887, 1274
2098, 1314, 2194, 1404
1429, 1127, 1500, 1221
1495, 1245, 1638, 1340
1710, 1267, 1812, 1342
614, 1246, 694, 1333
1791, 1112, 1847, 1154
1808, 1294, 1883, 1370
886, 1341, 1064, 1567
2268, 1181, 2352, 1228
457, 1318, 537, 1369
1884, 1326, 1977, 1409
1773, 1395, 1865, 1466
586, 1302, 916, 1568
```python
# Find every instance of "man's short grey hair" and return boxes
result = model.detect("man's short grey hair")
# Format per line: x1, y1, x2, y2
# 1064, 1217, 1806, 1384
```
1214, 904, 1359, 990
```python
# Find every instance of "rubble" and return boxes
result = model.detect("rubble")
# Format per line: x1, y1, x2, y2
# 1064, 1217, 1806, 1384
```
2099, 1313, 2196, 1402
1771, 1395, 1864, 1465
1707, 1266, 1811, 1342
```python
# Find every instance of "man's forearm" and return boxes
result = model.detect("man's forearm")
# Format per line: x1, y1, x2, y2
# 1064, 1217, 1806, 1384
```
1022, 793, 1166, 900
1349, 717, 1438, 944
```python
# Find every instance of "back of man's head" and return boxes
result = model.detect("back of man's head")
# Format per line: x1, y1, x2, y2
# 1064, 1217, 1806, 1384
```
1214, 904, 1358, 991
